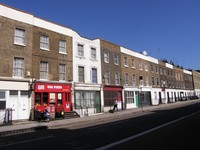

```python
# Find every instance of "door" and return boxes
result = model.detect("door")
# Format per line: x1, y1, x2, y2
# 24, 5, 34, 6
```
63, 93, 71, 112
95, 91, 101, 113
18, 91, 29, 120
8, 90, 18, 120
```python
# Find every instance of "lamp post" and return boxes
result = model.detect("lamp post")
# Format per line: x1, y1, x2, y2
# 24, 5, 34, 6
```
139, 76, 143, 112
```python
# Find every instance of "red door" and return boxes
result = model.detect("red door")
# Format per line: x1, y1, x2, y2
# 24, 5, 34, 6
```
63, 93, 72, 112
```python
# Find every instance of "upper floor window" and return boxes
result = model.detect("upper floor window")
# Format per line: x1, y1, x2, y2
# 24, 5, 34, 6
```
131, 59, 135, 68
144, 63, 148, 71
104, 51, 109, 63
155, 66, 158, 74
145, 77, 149, 86
124, 57, 128, 67
13, 57, 24, 77
91, 68, 97, 83
40, 35, 49, 50
77, 44, 84, 57
104, 71, 110, 84
91, 47, 97, 60
59, 40, 66, 54
14, 28, 25, 45
114, 54, 119, 65
40, 62, 48, 80
139, 61, 142, 70
115, 72, 120, 85
125, 73, 129, 85
151, 64, 154, 72
152, 77, 155, 86
78, 66, 84, 83
132, 74, 136, 86
59, 64, 66, 81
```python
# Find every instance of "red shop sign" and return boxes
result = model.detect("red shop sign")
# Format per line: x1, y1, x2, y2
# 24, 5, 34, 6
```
35, 83, 71, 92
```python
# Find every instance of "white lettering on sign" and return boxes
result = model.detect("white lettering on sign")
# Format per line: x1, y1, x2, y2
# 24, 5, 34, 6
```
54, 86, 62, 89
47, 85, 53, 89
47, 85, 62, 89
38, 85, 44, 90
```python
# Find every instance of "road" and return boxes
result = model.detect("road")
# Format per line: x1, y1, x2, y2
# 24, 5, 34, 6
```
0, 101, 200, 150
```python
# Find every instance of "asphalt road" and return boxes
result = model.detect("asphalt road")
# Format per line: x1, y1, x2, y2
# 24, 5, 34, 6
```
0, 101, 200, 150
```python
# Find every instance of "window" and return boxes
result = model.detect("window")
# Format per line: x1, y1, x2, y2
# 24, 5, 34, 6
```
59, 40, 66, 53
104, 51, 109, 63
114, 54, 119, 65
139, 61, 142, 70
152, 77, 155, 86
155, 66, 158, 74
160, 68, 163, 75
125, 91, 134, 104
132, 74, 136, 86
105, 71, 110, 84
77, 44, 84, 57
40, 35, 49, 50
13, 57, 24, 77
156, 78, 159, 86
115, 72, 120, 85
59, 64, 66, 81
146, 77, 149, 86
145, 63, 148, 71
124, 57, 128, 66
75, 91, 99, 109
14, 28, 25, 45
78, 66, 84, 83
91, 68, 97, 83
0, 91, 6, 110
131, 59, 135, 68
125, 73, 129, 85
40, 62, 48, 79
91, 47, 96, 59
151, 64, 154, 72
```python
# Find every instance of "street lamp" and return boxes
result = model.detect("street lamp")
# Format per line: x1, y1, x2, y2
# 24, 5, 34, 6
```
139, 76, 143, 112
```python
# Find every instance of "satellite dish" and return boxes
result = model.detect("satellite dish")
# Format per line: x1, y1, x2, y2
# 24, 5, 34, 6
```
142, 51, 148, 56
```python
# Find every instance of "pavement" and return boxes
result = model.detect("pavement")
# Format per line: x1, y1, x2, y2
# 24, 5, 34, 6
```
0, 99, 199, 137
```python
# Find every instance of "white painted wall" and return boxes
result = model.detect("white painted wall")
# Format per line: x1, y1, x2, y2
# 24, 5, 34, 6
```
73, 37, 102, 84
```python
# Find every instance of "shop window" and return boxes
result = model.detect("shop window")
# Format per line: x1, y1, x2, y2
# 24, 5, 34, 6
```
35, 93, 41, 105
0, 91, 6, 110
125, 91, 134, 104
10, 90, 18, 95
58, 93, 62, 105
104, 91, 118, 106
75, 91, 96, 109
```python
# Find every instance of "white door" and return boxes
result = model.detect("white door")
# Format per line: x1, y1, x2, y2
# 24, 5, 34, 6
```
8, 93, 18, 120
18, 91, 29, 120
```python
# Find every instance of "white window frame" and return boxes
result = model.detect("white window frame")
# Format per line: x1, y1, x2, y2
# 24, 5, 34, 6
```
104, 51, 109, 63
40, 62, 48, 80
59, 40, 67, 54
124, 57, 128, 67
115, 72, 120, 85
14, 28, 25, 45
114, 54, 119, 65
40, 35, 49, 50
91, 68, 97, 83
78, 66, 85, 83
125, 73, 129, 85
13, 57, 24, 78
105, 71, 110, 84
91, 47, 97, 60
59, 64, 66, 81
131, 59, 135, 68
77, 44, 84, 57
139, 61, 142, 70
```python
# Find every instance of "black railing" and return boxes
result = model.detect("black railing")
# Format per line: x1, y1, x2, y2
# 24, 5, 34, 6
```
3, 108, 12, 125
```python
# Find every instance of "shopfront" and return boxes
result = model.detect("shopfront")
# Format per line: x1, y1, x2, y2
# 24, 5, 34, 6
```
103, 85, 123, 112
33, 81, 72, 119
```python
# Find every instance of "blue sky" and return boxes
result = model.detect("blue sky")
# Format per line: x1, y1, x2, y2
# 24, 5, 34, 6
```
1, 0, 200, 70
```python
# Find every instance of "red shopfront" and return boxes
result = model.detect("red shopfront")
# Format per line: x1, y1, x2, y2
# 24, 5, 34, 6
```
103, 85, 123, 110
34, 81, 72, 118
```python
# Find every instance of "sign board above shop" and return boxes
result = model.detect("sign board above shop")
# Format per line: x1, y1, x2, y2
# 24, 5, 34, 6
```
34, 82, 71, 92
